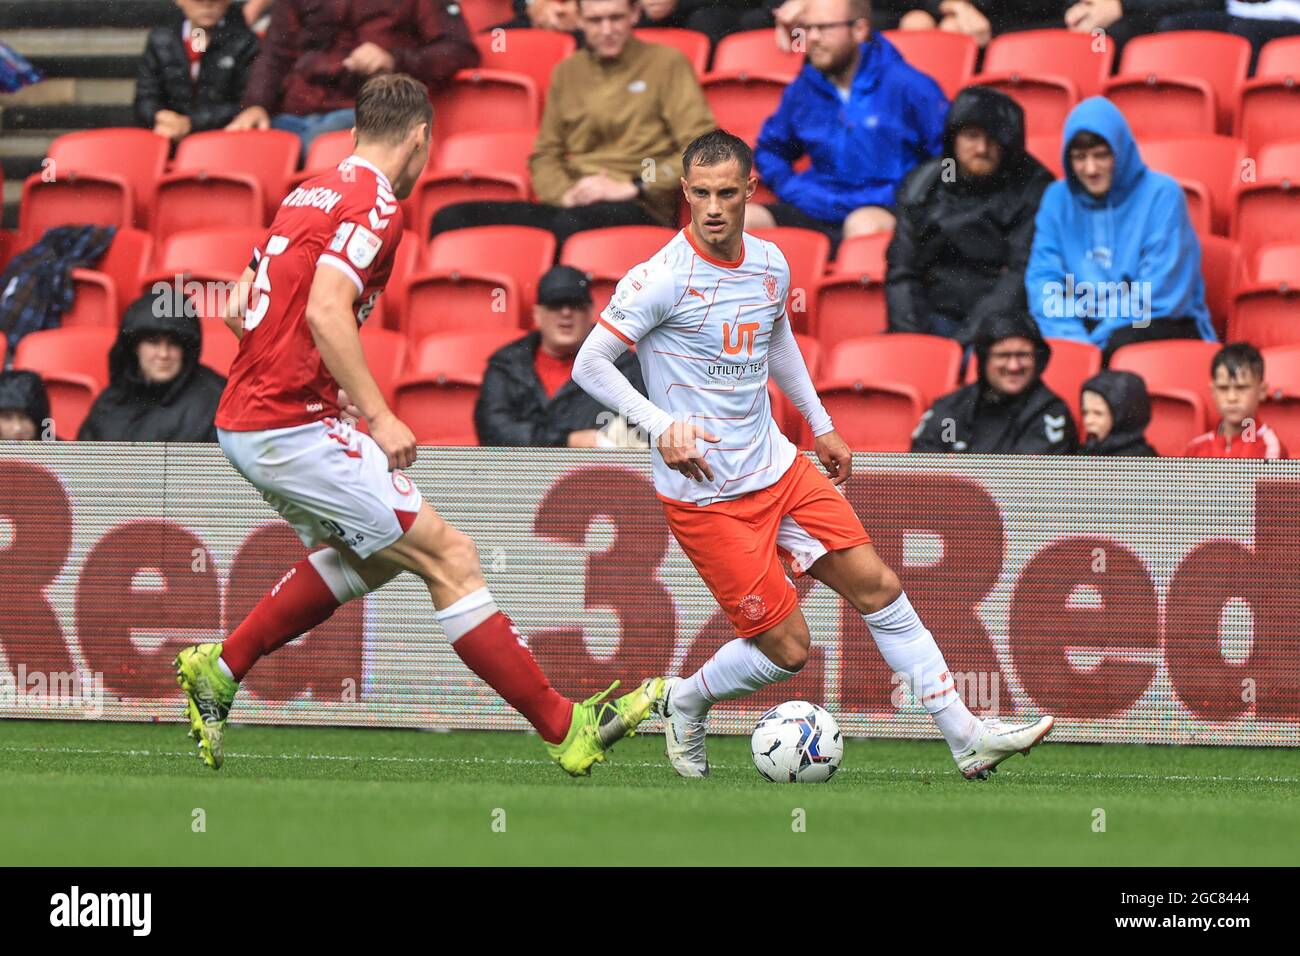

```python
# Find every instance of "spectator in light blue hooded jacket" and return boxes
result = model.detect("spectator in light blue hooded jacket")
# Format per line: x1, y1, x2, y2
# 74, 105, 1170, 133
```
747, 0, 947, 249
1025, 97, 1215, 364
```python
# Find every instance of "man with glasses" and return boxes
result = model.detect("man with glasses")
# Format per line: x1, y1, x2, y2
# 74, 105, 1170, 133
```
911, 307, 1078, 453
747, 0, 948, 249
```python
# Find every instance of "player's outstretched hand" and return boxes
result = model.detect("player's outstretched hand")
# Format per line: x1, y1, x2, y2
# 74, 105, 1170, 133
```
814, 430, 853, 486
369, 410, 418, 471
657, 421, 719, 483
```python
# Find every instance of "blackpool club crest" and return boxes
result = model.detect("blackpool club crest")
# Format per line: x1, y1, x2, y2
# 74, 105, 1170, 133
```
762, 273, 778, 301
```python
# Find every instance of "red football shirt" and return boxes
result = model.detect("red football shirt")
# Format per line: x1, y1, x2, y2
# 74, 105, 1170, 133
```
215, 156, 403, 431
1182, 421, 1289, 459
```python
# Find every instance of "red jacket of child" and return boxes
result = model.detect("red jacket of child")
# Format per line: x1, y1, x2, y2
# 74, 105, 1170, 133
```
1183, 421, 1289, 459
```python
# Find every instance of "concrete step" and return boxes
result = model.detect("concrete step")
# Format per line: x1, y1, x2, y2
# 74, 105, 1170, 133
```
0, 77, 135, 107
28, 54, 141, 80
0, 102, 137, 131
0, 27, 149, 57
0, 1, 173, 30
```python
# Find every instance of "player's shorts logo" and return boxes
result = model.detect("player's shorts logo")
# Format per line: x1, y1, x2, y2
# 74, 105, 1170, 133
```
763, 273, 778, 301
739, 593, 767, 621
392, 472, 413, 496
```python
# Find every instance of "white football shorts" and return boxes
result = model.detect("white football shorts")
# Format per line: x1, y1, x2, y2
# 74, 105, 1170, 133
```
218, 416, 423, 559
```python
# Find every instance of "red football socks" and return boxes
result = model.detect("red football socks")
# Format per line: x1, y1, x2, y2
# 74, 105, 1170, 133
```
220, 558, 341, 681
452, 611, 574, 744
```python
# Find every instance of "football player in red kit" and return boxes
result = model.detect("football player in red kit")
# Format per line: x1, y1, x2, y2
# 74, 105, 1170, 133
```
174, 74, 660, 775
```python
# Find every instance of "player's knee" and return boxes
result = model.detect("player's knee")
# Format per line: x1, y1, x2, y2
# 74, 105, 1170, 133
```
776, 638, 809, 673
859, 564, 902, 614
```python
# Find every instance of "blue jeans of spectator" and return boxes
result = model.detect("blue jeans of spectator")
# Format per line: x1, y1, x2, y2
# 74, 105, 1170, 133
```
272, 108, 356, 164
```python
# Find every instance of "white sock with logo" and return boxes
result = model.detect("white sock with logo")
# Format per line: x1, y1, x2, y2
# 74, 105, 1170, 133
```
862, 592, 981, 754
670, 638, 796, 720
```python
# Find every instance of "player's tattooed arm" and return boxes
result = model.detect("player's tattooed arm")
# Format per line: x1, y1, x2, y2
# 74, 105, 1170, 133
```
224, 266, 256, 340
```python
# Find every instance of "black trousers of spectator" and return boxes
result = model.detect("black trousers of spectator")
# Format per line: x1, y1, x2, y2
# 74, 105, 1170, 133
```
1101, 317, 1204, 366
1157, 12, 1300, 71
429, 200, 662, 246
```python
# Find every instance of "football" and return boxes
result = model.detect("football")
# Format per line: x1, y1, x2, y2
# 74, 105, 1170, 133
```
750, 701, 844, 783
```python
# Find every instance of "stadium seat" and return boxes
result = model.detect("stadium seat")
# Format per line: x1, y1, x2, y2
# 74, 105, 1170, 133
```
40, 128, 169, 230
1236, 44, 1300, 154
769, 332, 822, 446
701, 72, 790, 147
880, 30, 977, 100
1104, 75, 1216, 139
981, 29, 1113, 99
403, 272, 522, 341
635, 28, 710, 76
151, 174, 264, 244
286, 129, 356, 190
1138, 136, 1246, 236
432, 70, 540, 136
829, 232, 890, 281
1044, 338, 1103, 435
1258, 138, 1300, 181
410, 128, 536, 239
711, 29, 804, 79
199, 316, 240, 378
1229, 285, 1300, 349
426, 224, 556, 315
1199, 234, 1243, 340
13, 327, 115, 391
460, 0, 514, 33
809, 275, 886, 350
474, 28, 577, 99
64, 228, 154, 329
1115, 31, 1250, 135
138, 227, 264, 297
1109, 339, 1219, 454
974, 75, 1078, 138
817, 334, 962, 452
1025, 134, 1064, 179
19, 175, 132, 247
559, 225, 675, 314
1233, 182, 1300, 260
359, 324, 407, 407
1261, 343, 1300, 451
0, 229, 14, 276
395, 329, 522, 444
169, 129, 301, 224
1254, 242, 1300, 283
751, 226, 829, 328
377, 230, 422, 333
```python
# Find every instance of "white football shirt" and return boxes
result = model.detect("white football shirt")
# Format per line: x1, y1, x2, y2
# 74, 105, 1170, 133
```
599, 228, 798, 506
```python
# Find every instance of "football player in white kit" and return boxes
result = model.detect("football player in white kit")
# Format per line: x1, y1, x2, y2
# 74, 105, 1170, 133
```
573, 129, 1054, 780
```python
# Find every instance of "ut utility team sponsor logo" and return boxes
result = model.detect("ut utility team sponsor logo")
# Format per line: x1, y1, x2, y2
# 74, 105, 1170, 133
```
50, 886, 151, 936
722, 321, 760, 357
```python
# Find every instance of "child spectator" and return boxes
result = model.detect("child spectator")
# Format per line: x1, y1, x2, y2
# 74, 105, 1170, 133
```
1183, 343, 1288, 459
135, 0, 261, 142
0, 370, 51, 440
1079, 369, 1156, 456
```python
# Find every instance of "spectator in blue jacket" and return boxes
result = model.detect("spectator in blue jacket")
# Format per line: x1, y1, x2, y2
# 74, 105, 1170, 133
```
1025, 97, 1215, 364
747, 0, 948, 247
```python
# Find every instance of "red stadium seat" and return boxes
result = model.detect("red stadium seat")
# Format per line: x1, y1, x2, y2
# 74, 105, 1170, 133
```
769, 332, 822, 447
1258, 138, 1300, 181
711, 29, 804, 79
817, 334, 962, 451
1043, 338, 1103, 435
1261, 343, 1300, 451
1114, 31, 1250, 135
285, 129, 357, 190
981, 29, 1113, 99
169, 129, 300, 224
410, 128, 536, 239
152, 175, 264, 244
974, 75, 1078, 137
13, 327, 115, 390
426, 224, 555, 316
1229, 285, 1300, 349
474, 29, 576, 100
403, 272, 522, 341
1236, 79, 1300, 155
1254, 242, 1300, 283
65, 228, 154, 329
809, 276, 886, 350
701, 72, 789, 147
19, 174, 132, 247
377, 230, 422, 333
198, 316, 239, 378
395, 329, 522, 444
751, 226, 829, 328
1199, 234, 1243, 340
1104, 75, 1216, 139
1109, 339, 1218, 453
432, 70, 540, 136
635, 28, 710, 76
460, 0, 514, 33
1025, 134, 1064, 179
1233, 181, 1300, 260
1258, 36, 1300, 77
559, 225, 675, 314
42, 128, 169, 230
359, 324, 408, 407
829, 232, 890, 281
139, 227, 264, 296
409, 179, 528, 243
880, 30, 977, 100
0, 228, 14, 275
1138, 135, 1246, 235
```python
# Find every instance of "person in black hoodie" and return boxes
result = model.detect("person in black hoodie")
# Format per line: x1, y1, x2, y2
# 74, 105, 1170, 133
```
0, 370, 52, 440
1079, 369, 1156, 456
887, 85, 1054, 342
134, 0, 261, 142
78, 288, 226, 442
911, 306, 1078, 453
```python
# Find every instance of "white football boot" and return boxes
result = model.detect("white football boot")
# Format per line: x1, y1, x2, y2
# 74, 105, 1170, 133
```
954, 715, 1055, 780
654, 677, 710, 778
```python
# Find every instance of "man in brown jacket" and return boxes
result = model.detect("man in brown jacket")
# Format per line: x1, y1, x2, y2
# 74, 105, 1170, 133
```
227, 0, 478, 159
431, 0, 716, 243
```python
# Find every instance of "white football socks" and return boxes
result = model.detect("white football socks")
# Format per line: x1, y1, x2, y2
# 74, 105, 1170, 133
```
671, 637, 796, 720
862, 592, 981, 754
434, 586, 499, 643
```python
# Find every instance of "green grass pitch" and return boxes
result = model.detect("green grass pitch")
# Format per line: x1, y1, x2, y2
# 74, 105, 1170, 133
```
2, 719, 1297, 866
